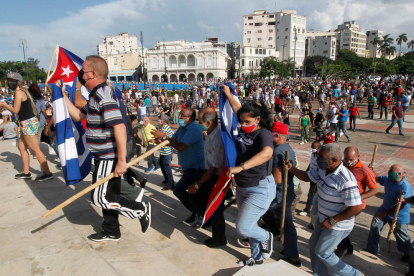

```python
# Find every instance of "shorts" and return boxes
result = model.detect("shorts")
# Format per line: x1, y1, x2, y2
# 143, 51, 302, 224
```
20, 117, 39, 136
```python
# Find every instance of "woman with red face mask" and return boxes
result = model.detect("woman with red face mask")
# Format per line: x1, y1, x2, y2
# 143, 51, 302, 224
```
221, 84, 276, 267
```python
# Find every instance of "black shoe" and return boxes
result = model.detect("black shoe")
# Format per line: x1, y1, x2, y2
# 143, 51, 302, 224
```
280, 257, 302, 267
139, 202, 151, 233
237, 238, 250, 248
204, 238, 227, 248
237, 257, 263, 267
35, 173, 54, 181
185, 212, 197, 223
161, 186, 173, 191
261, 231, 274, 259
162, 180, 168, 184
140, 178, 147, 189
88, 231, 121, 242
402, 254, 410, 263
15, 172, 32, 179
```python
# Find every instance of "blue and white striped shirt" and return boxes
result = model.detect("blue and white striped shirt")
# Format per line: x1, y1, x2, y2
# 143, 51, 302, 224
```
308, 162, 362, 231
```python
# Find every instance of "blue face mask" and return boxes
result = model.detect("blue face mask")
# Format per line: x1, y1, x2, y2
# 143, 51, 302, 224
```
397, 103, 401, 106
178, 119, 186, 127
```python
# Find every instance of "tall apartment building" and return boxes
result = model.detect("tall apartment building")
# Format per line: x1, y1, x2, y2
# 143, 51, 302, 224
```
366, 30, 384, 58
97, 32, 143, 79
243, 10, 277, 48
306, 30, 337, 60
275, 10, 306, 75
335, 21, 367, 58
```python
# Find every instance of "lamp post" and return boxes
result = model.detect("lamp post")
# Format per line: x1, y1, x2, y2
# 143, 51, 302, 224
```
19, 39, 29, 83
293, 27, 297, 79
163, 38, 167, 83
140, 32, 145, 87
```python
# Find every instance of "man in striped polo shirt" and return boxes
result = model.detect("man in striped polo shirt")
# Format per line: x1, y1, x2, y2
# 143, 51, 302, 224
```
336, 146, 378, 257
284, 143, 363, 276
64, 55, 151, 242
157, 114, 174, 191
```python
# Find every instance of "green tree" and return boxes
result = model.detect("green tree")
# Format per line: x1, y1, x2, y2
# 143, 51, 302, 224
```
371, 35, 382, 63
379, 34, 394, 64
396, 33, 408, 56
304, 55, 330, 76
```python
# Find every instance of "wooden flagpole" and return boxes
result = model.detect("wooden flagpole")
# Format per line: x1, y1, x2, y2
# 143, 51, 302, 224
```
280, 150, 290, 244
42, 140, 169, 218
46, 44, 59, 83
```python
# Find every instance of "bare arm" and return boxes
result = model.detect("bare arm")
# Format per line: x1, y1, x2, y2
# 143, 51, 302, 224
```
0, 89, 23, 114
113, 123, 127, 177
226, 146, 273, 178
361, 187, 378, 200
283, 159, 311, 182
332, 205, 362, 223
272, 167, 283, 184
222, 85, 241, 114
74, 88, 87, 109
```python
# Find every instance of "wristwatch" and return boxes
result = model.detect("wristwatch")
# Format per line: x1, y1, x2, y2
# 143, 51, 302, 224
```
329, 217, 337, 226
240, 163, 246, 171
162, 135, 167, 141
194, 182, 199, 189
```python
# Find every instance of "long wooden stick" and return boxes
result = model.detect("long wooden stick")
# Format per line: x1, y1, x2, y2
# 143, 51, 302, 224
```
280, 150, 290, 244
46, 44, 59, 83
42, 140, 169, 218
369, 144, 379, 168
386, 189, 404, 253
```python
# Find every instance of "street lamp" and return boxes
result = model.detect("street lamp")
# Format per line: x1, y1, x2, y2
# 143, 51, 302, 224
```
19, 39, 29, 83
293, 27, 297, 79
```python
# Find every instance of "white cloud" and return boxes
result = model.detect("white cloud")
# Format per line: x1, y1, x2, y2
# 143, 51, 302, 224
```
167, 23, 175, 31
197, 21, 215, 35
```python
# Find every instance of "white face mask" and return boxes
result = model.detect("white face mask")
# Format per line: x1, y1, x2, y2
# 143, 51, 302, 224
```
139, 121, 144, 125
311, 148, 317, 153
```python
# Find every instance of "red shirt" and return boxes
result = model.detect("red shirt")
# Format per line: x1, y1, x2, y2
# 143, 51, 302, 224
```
346, 160, 377, 209
323, 134, 334, 144
349, 106, 359, 116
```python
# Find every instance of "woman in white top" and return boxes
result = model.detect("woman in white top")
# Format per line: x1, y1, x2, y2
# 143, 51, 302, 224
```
0, 110, 19, 140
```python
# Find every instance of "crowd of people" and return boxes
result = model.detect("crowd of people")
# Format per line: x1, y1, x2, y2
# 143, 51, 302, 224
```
1, 59, 414, 275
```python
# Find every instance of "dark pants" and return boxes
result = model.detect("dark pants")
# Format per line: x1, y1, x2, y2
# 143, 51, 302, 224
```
349, 115, 357, 130
173, 168, 206, 213
380, 105, 389, 119
147, 144, 159, 169
368, 105, 374, 119
92, 159, 145, 235
304, 182, 316, 213
159, 154, 174, 188
189, 174, 226, 242
337, 211, 361, 254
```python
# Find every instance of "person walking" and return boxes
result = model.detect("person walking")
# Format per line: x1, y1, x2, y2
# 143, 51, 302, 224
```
158, 115, 175, 191
222, 84, 276, 267
299, 110, 311, 145
284, 143, 364, 276
367, 92, 377, 119
0, 72, 53, 181
348, 103, 361, 131
335, 104, 351, 143
386, 101, 404, 136
141, 117, 161, 172
380, 93, 392, 120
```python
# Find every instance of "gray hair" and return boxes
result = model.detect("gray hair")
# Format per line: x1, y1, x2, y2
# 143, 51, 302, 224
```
161, 114, 170, 123
320, 143, 342, 160
202, 110, 218, 125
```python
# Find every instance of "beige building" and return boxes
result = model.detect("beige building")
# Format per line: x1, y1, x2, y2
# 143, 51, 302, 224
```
243, 10, 277, 48
366, 30, 383, 58
336, 21, 367, 57
306, 30, 337, 60
146, 40, 228, 83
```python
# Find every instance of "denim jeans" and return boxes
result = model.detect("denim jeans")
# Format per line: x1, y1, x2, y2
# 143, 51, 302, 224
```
380, 106, 389, 119
146, 144, 159, 169
146, 107, 150, 117
335, 121, 351, 141
173, 168, 206, 213
173, 110, 179, 124
236, 175, 276, 260
368, 105, 374, 119
152, 104, 157, 113
159, 154, 174, 188
309, 220, 362, 276
403, 106, 409, 121
366, 212, 411, 255
386, 118, 404, 135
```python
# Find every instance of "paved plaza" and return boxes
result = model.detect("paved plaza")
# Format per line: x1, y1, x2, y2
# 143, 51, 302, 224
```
0, 101, 413, 275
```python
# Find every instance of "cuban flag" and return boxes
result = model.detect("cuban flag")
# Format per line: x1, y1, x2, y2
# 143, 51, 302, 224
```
202, 81, 239, 225
46, 46, 92, 185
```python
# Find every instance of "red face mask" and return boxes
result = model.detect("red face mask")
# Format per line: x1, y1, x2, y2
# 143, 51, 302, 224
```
241, 120, 257, 134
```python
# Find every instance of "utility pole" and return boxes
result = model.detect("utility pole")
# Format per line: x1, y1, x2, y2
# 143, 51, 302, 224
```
19, 39, 29, 83
163, 38, 167, 83
293, 27, 297, 79
140, 32, 145, 87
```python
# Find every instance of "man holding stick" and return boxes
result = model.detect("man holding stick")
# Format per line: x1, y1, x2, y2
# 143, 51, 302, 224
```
283, 143, 363, 276
61, 55, 151, 242
366, 164, 412, 262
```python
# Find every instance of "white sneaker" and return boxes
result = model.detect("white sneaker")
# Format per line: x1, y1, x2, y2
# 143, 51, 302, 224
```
299, 211, 308, 216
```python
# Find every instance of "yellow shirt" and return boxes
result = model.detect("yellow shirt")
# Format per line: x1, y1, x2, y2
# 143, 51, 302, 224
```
141, 123, 156, 147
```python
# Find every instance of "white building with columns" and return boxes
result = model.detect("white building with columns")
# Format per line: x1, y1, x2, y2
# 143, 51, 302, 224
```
146, 40, 228, 83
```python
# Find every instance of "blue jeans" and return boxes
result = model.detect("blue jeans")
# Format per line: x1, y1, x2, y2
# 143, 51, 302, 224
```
386, 118, 403, 135
146, 107, 150, 117
335, 121, 351, 141
309, 220, 361, 276
366, 212, 411, 255
368, 105, 374, 119
236, 175, 276, 260
153, 104, 157, 113
146, 144, 159, 169
403, 106, 408, 121
173, 168, 206, 213
159, 154, 174, 188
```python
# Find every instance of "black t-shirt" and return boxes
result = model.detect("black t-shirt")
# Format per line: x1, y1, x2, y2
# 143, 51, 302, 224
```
235, 128, 274, 188
273, 142, 297, 200
281, 110, 290, 125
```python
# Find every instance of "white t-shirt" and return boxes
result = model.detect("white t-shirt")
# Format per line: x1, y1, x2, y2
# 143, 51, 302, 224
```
151, 96, 157, 105
174, 94, 179, 102
328, 107, 338, 123
294, 95, 300, 105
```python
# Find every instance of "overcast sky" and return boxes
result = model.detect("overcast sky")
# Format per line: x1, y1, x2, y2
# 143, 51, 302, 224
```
1, 0, 413, 70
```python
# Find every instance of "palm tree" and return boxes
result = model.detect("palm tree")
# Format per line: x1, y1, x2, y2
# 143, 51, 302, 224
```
396, 33, 408, 56
387, 46, 397, 60
371, 35, 382, 63
408, 40, 414, 59
380, 34, 394, 64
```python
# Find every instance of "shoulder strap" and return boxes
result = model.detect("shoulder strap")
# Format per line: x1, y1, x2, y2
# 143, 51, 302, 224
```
267, 157, 273, 176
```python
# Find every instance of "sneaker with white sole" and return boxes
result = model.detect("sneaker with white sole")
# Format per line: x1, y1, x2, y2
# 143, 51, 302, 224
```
237, 238, 251, 249
237, 257, 263, 267
299, 211, 308, 216
15, 172, 32, 179
261, 231, 274, 259
88, 231, 121, 242
139, 202, 151, 233
35, 173, 54, 181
